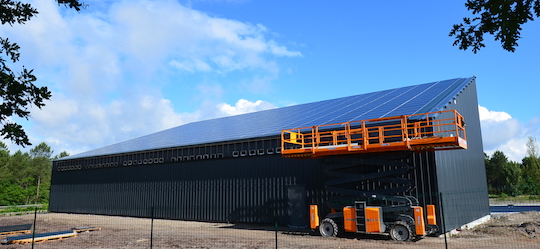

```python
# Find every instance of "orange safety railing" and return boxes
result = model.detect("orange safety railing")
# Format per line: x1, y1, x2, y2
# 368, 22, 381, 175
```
281, 110, 467, 158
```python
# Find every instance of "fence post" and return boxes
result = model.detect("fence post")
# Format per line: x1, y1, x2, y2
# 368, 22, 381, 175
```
274, 208, 278, 249
439, 192, 448, 249
31, 206, 37, 249
150, 206, 154, 249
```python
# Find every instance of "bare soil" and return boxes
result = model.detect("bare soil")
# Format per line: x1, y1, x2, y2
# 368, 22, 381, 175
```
1, 211, 539, 248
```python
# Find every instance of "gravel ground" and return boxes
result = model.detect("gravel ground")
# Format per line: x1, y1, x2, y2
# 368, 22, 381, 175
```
1, 211, 539, 248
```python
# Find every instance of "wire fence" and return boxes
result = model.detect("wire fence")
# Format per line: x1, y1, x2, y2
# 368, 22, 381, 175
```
1, 193, 539, 248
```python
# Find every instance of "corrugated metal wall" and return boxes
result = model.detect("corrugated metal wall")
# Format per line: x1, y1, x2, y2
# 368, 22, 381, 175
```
50, 142, 440, 227
434, 79, 490, 231
50, 139, 326, 225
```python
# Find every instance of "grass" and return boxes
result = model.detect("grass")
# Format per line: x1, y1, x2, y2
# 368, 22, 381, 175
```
0, 204, 48, 214
489, 194, 540, 202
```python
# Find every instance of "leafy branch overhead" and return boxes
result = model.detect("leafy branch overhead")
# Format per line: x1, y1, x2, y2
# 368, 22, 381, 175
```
0, 1, 83, 146
450, 0, 540, 53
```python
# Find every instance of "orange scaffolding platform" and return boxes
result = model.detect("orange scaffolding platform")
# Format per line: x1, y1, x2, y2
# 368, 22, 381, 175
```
281, 110, 467, 158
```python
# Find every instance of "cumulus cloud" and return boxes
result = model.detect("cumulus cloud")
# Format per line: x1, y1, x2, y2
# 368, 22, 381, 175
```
478, 105, 512, 122
0, 0, 298, 155
217, 99, 275, 116
479, 105, 540, 162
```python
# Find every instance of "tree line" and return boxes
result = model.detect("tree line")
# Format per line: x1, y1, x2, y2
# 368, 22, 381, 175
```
485, 136, 540, 196
0, 142, 68, 206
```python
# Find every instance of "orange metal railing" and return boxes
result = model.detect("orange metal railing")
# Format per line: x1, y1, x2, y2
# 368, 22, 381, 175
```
281, 110, 467, 158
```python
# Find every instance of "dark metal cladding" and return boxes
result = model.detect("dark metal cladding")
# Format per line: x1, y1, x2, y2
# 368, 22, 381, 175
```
50, 139, 323, 225
434, 78, 490, 231
49, 139, 441, 227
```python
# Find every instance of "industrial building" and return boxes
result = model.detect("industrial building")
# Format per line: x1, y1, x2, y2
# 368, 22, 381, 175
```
50, 77, 489, 233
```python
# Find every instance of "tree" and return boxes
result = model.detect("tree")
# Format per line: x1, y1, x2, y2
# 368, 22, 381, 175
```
526, 136, 539, 159
485, 150, 507, 192
450, 0, 540, 53
521, 156, 540, 194
0, 0, 83, 146
5, 150, 32, 204
522, 136, 540, 194
29, 142, 53, 203
502, 161, 522, 196
53, 151, 70, 160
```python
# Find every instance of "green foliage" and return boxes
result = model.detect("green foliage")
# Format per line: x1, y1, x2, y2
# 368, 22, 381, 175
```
450, 0, 540, 53
485, 137, 540, 196
502, 161, 522, 196
0, 142, 67, 205
0, 204, 46, 214
0, 0, 83, 146
491, 194, 540, 202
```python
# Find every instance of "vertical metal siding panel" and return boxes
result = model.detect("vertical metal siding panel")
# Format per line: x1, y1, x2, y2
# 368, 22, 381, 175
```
184, 180, 189, 219
198, 179, 203, 220
188, 180, 193, 220
435, 79, 490, 231
175, 179, 180, 219
197, 179, 202, 220
209, 178, 214, 221
180, 180, 185, 219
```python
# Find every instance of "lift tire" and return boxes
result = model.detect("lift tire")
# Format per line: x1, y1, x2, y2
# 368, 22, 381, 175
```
390, 220, 413, 241
319, 218, 339, 237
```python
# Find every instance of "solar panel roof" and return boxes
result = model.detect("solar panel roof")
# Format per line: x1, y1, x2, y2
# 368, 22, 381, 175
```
62, 77, 475, 160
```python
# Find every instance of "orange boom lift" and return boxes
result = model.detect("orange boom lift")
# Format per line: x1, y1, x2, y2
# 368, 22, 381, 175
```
281, 110, 467, 241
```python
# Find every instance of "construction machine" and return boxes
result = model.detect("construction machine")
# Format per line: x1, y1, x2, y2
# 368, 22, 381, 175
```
309, 195, 438, 241
281, 110, 467, 241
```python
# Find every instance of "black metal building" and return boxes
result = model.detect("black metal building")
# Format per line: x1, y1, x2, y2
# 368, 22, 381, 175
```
50, 77, 489, 231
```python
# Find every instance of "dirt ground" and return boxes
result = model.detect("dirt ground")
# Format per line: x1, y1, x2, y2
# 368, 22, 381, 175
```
1, 211, 539, 249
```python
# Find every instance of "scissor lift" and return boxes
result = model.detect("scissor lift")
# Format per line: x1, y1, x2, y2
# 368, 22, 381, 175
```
281, 110, 467, 241
281, 110, 467, 158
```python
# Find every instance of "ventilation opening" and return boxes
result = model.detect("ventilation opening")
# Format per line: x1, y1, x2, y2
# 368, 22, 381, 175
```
258, 149, 265, 155
266, 148, 274, 154
240, 150, 247, 156
232, 151, 240, 157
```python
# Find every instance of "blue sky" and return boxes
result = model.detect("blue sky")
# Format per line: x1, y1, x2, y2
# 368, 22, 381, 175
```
1, 0, 539, 161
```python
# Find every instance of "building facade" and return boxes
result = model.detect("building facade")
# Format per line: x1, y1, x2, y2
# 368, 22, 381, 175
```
50, 77, 489, 231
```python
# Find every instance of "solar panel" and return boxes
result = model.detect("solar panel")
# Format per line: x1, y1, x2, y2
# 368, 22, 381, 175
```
64, 77, 475, 159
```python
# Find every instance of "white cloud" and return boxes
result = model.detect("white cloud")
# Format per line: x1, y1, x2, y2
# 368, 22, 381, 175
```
478, 106, 512, 122
217, 99, 275, 116
479, 105, 540, 162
